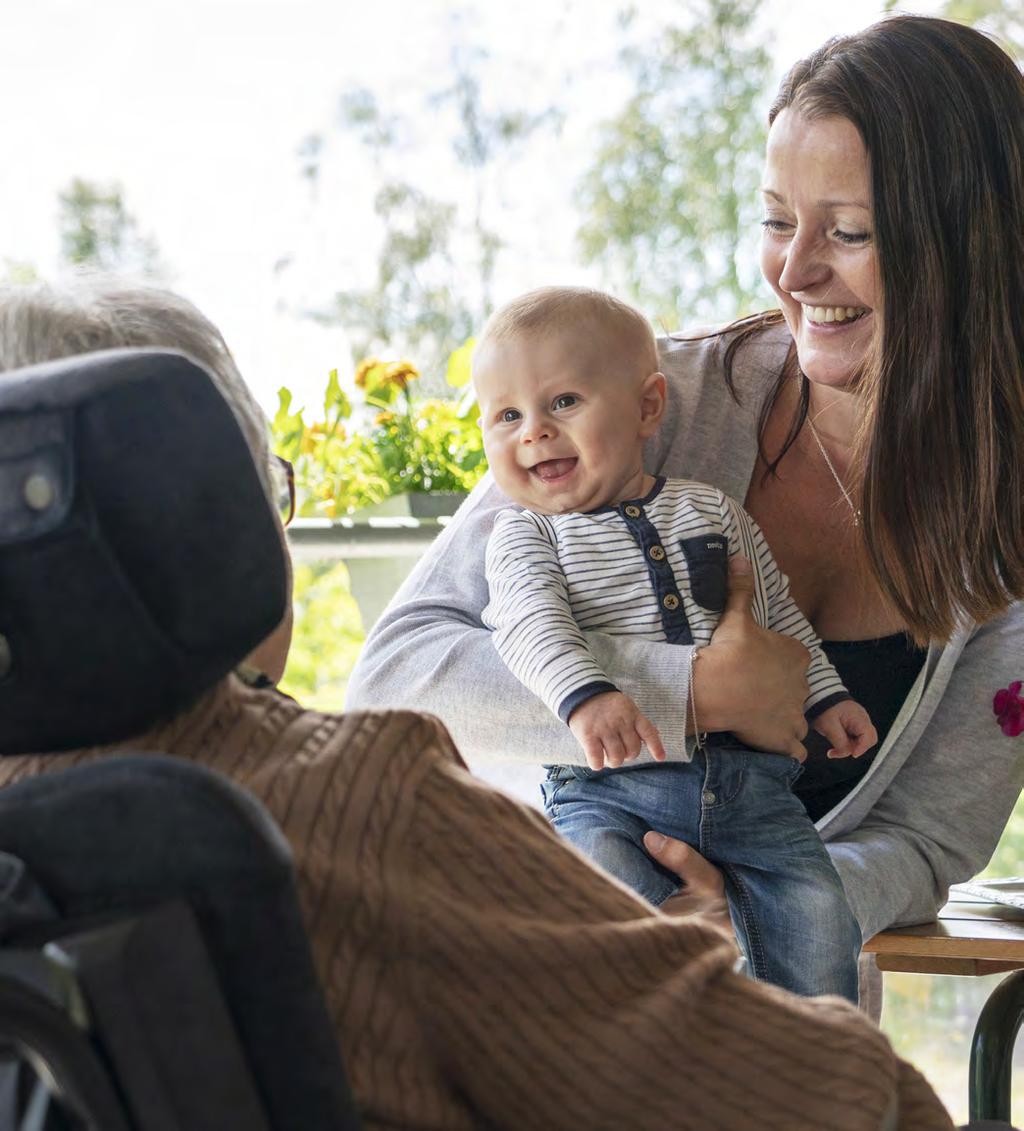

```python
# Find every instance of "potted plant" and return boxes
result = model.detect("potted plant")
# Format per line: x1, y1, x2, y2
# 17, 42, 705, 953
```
272, 343, 487, 630
271, 341, 485, 519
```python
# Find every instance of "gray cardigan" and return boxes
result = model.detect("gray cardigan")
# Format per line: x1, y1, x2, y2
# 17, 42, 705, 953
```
347, 323, 1024, 940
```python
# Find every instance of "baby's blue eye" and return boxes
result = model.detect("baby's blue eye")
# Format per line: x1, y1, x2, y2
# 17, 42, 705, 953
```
553, 394, 578, 410
501, 408, 521, 423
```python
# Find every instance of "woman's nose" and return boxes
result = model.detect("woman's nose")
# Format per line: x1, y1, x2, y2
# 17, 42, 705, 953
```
777, 230, 830, 297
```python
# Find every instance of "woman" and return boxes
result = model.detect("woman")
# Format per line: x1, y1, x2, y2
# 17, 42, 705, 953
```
0, 274, 958, 1129
348, 14, 1024, 946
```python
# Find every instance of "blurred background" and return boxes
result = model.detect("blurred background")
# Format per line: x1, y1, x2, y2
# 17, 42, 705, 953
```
3, 0, 1022, 1120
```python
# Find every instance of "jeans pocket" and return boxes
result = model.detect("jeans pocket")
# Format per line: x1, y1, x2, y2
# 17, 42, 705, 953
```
679, 534, 728, 613
744, 749, 803, 784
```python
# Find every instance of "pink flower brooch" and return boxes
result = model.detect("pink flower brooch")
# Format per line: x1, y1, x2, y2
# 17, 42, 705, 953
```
994, 682, 1024, 737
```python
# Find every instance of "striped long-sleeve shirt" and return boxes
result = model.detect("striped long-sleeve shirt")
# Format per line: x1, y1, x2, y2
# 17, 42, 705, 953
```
482, 476, 848, 752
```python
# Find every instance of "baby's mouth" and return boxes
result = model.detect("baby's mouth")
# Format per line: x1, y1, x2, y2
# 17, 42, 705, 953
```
531, 458, 577, 482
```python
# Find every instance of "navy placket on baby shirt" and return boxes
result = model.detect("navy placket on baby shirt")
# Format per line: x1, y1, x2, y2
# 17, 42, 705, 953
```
616, 491, 694, 645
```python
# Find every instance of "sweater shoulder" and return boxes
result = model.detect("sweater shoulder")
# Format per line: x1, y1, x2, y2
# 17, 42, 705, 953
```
656, 319, 791, 408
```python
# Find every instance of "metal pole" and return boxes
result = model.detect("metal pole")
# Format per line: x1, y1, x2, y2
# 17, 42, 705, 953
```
969, 968, 1024, 1122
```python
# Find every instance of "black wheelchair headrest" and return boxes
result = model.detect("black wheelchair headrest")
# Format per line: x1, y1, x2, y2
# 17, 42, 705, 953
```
0, 348, 288, 755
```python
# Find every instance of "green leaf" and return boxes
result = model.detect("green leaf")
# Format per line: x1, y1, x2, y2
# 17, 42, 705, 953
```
324, 368, 350, 418
455, 383, 479, 419
445, 337, 476, 388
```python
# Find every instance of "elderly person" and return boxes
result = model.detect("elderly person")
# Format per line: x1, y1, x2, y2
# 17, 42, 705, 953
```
0, 274, 968, 1129
348, 14, 1024, 966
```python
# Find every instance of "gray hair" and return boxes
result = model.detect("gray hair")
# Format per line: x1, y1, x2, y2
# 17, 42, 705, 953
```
0, 274, 277, 502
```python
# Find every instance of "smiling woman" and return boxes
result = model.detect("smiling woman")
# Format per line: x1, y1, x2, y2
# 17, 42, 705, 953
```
755, 17, 1024, 643
348, 16, 1024, 980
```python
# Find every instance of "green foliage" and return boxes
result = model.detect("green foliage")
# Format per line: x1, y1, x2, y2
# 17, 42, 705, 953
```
941, 0, 1022, 55
577, 0, 773, 326
57, 178, 163, 276
279, 561, 364, 710
980, 791, 1024, 878
1, 259, 39, 285
271, 344, 486, 518
329, 178, 472, 377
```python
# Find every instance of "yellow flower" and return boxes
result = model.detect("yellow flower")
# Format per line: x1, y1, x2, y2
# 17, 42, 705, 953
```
384, 360, 419, 390
354, 357, 381, 389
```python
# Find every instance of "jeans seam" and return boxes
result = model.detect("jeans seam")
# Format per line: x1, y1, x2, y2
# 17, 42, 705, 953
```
721, 864, 768, 980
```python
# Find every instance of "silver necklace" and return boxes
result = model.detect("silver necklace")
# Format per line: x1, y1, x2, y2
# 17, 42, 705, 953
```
806, 416, 861, 527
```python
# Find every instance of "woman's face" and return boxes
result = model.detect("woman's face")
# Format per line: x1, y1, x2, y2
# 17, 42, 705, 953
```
759, 110, 880, 390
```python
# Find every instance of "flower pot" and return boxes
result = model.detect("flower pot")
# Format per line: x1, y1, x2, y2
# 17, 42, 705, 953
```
353, 491, 468, 521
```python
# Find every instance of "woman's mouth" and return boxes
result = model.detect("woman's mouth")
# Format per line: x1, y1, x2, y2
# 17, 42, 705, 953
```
801, 304, 869, 326
530, 458, 577, 482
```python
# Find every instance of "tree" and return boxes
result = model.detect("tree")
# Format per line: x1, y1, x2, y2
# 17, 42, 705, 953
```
58, 178, 164, 277
941, 0, 1022, 56
577, 0, 773, 327
304, 32, 560, 377
328, 170, 471, 377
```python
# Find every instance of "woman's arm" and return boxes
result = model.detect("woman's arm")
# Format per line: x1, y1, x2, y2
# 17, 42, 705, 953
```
345, 476, 696, 763
826, 603, 1024, 939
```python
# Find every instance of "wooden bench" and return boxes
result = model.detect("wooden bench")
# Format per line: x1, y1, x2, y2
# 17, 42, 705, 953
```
865, 892, 1024, 1123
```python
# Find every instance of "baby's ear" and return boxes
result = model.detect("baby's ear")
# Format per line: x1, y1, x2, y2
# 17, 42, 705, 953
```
638, 371, 667, 438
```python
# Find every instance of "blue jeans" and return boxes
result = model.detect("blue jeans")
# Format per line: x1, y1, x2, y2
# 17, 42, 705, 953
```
542, 743, 861, 1004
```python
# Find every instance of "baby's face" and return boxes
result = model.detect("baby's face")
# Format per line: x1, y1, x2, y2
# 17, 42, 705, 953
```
474, 330, 655, 515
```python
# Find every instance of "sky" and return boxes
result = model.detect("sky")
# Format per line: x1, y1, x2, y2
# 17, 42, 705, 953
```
0, 0, 942, 413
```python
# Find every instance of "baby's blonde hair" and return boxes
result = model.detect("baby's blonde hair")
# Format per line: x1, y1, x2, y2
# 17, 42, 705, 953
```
477, 286, 659, 379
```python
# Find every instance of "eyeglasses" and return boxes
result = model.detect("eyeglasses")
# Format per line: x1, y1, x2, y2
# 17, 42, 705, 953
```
273, 455, 296, 527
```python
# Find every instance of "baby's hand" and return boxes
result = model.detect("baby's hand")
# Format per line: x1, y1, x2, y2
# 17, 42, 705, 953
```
813, 700, 878, 760
568, 691, 667, 771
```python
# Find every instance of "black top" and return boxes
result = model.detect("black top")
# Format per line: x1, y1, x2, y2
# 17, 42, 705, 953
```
794, 633, 928, 823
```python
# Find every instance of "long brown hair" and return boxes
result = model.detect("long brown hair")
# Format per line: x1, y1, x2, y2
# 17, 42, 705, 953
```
736, 16, 1024, 643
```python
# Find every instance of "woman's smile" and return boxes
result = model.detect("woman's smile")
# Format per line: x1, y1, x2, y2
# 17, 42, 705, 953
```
801, 304, 869, 326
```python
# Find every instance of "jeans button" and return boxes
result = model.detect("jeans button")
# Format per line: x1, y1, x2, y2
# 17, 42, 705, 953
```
701, 789, 716, 805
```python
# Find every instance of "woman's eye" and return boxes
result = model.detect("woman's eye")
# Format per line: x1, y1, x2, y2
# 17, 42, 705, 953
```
833, 228, 871, 245
760, 218, 792, 235
500, 408, 521, 424
553, 394, 578, 410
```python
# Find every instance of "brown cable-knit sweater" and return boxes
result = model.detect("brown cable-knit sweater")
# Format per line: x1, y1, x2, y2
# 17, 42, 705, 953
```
0, 676, 952, 1130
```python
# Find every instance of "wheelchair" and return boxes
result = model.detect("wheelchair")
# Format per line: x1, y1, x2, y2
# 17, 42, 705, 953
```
0, 349, 361, 1129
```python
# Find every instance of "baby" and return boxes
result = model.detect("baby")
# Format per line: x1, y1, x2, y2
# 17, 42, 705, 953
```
475, 286, 875, 1003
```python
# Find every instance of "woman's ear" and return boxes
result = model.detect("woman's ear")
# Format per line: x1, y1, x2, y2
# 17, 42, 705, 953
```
638, 371, 667, 439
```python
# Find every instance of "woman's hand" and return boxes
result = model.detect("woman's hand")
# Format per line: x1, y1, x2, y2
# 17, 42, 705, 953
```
693, 556, 811, 759
643, 832, 731, 932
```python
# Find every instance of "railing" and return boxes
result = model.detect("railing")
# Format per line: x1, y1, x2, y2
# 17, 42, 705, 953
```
286, 516, 453, 628
286, 515, 451, 562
